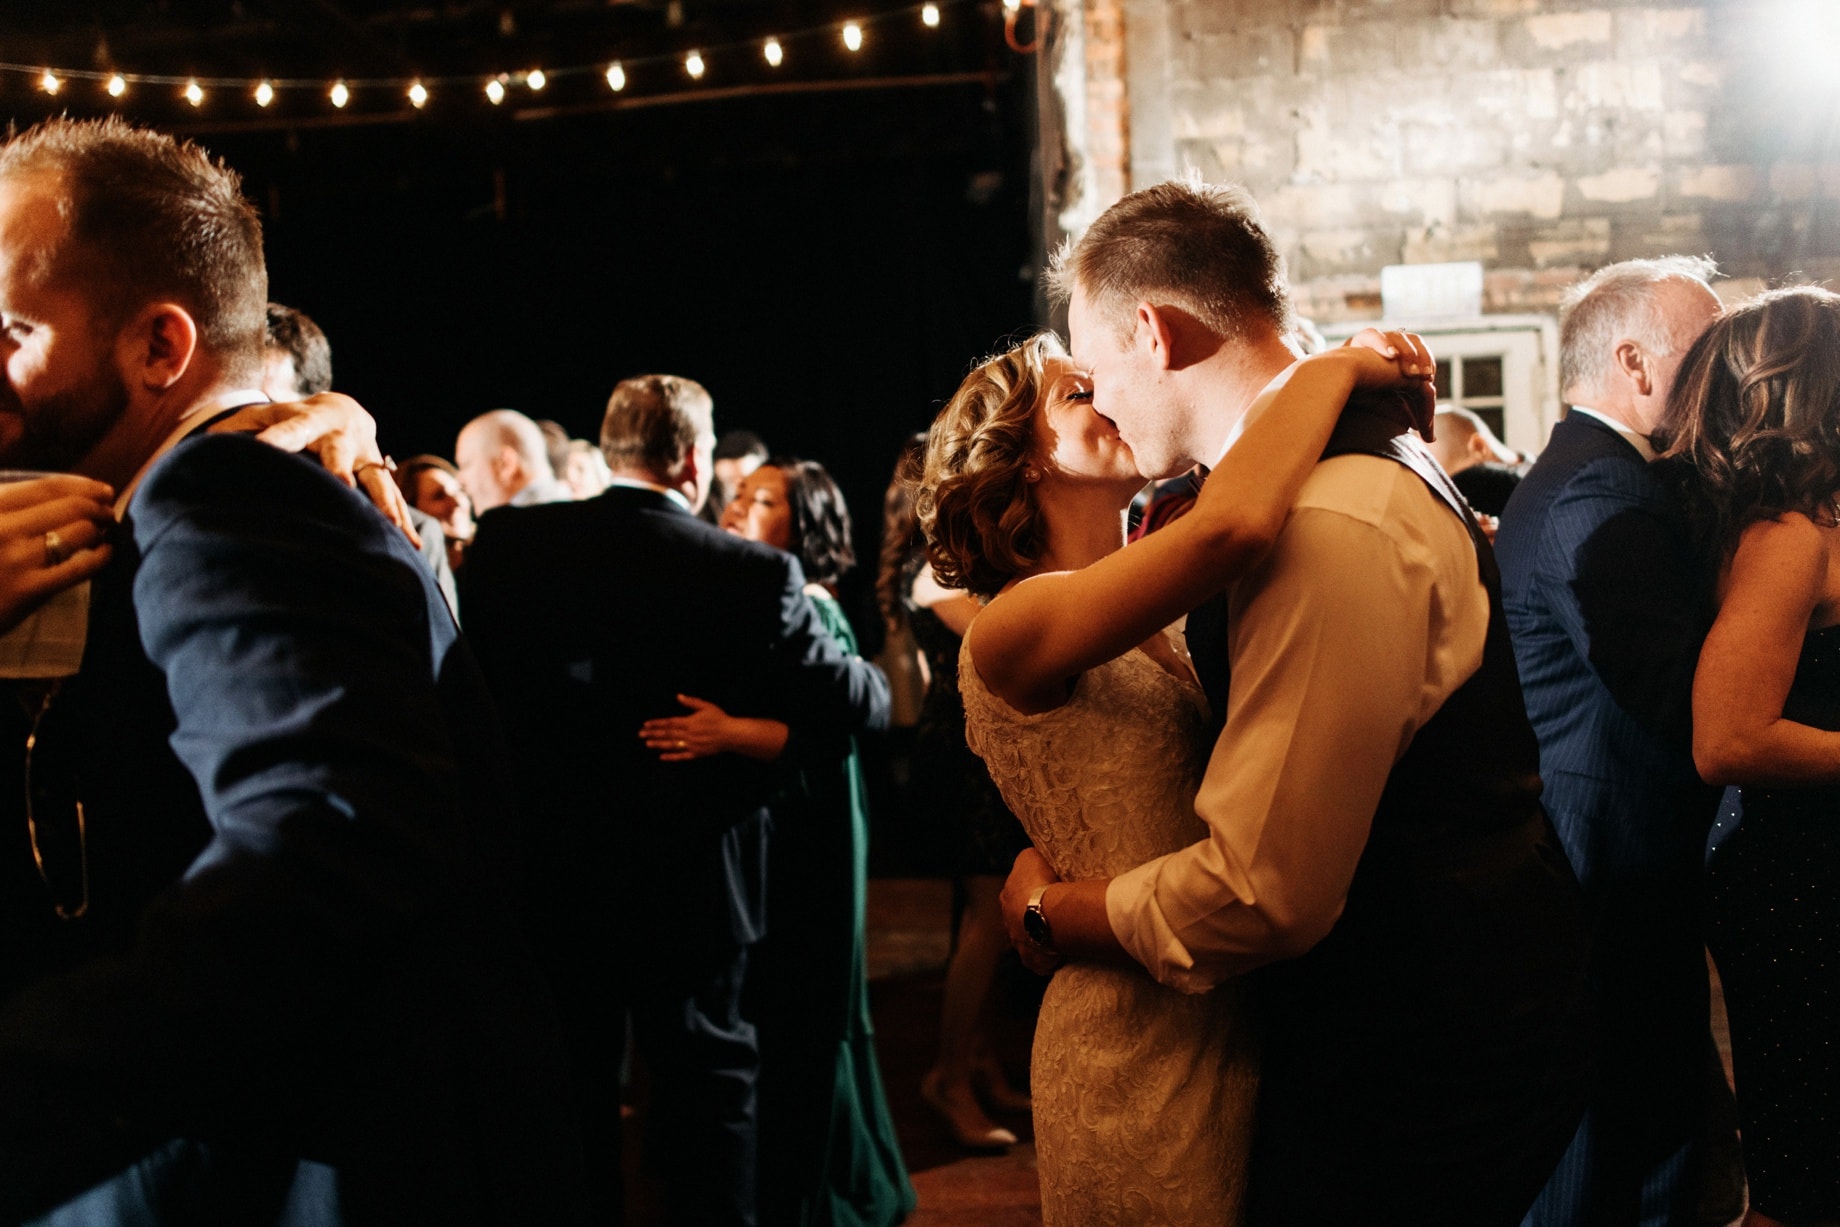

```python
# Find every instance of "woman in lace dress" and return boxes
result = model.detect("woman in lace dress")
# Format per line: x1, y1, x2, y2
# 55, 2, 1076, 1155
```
915, 329, 1431, 1225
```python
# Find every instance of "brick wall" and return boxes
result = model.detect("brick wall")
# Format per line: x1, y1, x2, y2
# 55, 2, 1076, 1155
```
1054, 0, 1840, 323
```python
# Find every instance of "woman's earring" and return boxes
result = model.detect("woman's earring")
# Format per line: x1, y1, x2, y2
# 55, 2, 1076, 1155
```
1025, 467, 1041, 482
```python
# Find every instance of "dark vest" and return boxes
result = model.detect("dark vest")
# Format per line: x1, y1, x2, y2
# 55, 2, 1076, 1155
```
1189, 411, 1592, 1224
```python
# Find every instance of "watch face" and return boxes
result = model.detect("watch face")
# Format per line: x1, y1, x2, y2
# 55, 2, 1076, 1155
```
1023, 906, 1052, 948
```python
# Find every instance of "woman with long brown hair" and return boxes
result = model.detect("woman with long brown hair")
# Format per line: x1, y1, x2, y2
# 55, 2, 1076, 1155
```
1659, 285, 1840, 1227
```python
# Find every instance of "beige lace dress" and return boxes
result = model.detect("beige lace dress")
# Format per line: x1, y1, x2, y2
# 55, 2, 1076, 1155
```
960, 635, 1256, 1226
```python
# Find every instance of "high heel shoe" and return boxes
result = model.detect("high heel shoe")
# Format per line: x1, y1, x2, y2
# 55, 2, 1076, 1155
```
920, 1070, 1018, 1150
973, 1060, 1033, 1114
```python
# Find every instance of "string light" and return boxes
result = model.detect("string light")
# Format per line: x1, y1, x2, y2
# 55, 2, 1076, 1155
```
1, 0, 1011, 117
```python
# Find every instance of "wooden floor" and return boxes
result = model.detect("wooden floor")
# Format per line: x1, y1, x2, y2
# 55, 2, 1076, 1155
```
623, 877, 1746, 1227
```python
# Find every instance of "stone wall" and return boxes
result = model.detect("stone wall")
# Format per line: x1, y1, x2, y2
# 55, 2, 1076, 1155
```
1053, 0, 1840, 323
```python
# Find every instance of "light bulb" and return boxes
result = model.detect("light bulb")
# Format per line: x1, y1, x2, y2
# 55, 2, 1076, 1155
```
255, 80, 275, 107
409, 81, 428, 108
606, 62, 626, 91
184, 80, 204, 106
527, 68, 547, 90
922, 3, 940, 26
40, 72, 60, 95
106, 74, 127, 98
486, 78, 506, 104
764, 38, 784, 66
329, 80, 350, 108
685, 51, 706, 79
842, 22, 864, 51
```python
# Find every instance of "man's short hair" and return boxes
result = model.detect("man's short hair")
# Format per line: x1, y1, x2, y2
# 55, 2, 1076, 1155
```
264, 303, 333, 396
1046, 175, 1294, 342
0, 116, 267, 381
601, 375, 714, 476
1559, 256, 1718, 403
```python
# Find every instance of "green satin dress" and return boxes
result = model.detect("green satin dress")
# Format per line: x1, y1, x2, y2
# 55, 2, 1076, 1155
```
753, 592, 916, 1226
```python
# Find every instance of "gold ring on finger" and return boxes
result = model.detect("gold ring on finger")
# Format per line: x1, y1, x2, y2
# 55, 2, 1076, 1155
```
43, 529, 68, 567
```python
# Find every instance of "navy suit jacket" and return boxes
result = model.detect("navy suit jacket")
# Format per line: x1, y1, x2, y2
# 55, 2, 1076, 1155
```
1494, 411, 1717, 1136
1496, 412, 1715, 881
459, 485, 889, 965
0, 433, 585, 1225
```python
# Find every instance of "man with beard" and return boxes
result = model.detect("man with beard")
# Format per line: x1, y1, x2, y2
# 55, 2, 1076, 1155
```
0, 117, 585, 1224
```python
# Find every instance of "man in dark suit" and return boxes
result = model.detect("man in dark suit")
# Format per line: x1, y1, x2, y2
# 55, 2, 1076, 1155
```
0, 119, 586, 1224
1496, 256, 1730, 1227
461, 374, 888, 1227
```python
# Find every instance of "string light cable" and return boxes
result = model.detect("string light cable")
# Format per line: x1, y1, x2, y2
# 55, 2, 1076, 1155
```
0, 0, 1014, 114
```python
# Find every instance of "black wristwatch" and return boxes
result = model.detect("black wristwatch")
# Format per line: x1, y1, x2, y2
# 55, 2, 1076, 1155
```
1023, 885, 1057, 953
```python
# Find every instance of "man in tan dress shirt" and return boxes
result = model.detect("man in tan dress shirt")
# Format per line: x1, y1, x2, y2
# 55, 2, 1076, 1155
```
999, 179, 1591, 1225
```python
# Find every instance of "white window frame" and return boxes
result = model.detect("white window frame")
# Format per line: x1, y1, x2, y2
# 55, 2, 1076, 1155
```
1319, 314, 1560, 458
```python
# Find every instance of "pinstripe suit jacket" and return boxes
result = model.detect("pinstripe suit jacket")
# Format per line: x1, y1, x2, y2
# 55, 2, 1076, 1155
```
1494, 410, 1721, 1202
1495, 410, 1715, 885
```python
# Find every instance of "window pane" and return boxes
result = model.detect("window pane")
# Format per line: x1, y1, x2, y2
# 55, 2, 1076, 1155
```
1465, 356, 1504, 398
1434, 359, 1452, 398
1477, 407, 1506, 441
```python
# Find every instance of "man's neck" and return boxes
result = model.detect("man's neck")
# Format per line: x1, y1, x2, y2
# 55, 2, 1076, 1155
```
604, 467, 693, 510
1194, 330, 1299, 464
80, 378, 251, 492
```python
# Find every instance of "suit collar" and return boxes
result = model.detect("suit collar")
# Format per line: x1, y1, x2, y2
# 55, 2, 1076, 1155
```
1564, 405, 1656, 461
596, 483, 692, 516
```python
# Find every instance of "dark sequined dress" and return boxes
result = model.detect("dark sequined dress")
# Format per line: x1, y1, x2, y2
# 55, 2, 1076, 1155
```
1706, 621, 1840, 1222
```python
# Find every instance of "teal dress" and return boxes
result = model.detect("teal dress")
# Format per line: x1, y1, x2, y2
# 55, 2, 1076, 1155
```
754, 591, 916, 1226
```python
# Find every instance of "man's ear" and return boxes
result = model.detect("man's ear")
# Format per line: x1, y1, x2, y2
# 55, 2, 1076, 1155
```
1613, 339, 1655, 398
118, 302, 199, 392
490, 445, 524, 485
1465, 431, 1497, 463
673, 445, 707, 508
1135, 301, 1179, 371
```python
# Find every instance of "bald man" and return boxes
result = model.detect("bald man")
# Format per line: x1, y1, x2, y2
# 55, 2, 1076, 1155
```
455, 408, 574, 512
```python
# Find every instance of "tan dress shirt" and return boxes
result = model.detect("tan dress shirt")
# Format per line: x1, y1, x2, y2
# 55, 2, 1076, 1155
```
1105, 449, 1490, 993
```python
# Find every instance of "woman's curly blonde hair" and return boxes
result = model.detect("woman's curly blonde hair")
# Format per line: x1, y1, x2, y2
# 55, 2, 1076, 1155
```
916, 333, 1064, 598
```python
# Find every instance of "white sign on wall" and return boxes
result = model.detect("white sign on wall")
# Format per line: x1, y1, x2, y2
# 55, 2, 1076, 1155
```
1381, 262, 1484, 320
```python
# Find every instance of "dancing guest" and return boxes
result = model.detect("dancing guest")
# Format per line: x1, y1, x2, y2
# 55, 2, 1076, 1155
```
878, 440, 1034, 1150
1495, 256, 1730, 1227
398, 453, 476, 575
463, 380, 889, 1226
922, 327, 1427, 1223
642, 457, 915, 1226
455, 408, 573, 512
0, 114, 585, 1224
989, 179, 1591, 1225
1659, 285, 1840, 1227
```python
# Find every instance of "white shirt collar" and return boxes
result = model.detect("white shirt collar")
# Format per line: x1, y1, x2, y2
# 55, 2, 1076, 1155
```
1567, 405, 1657, 462
602, 474, 692, 513
114, 388, 269, 516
